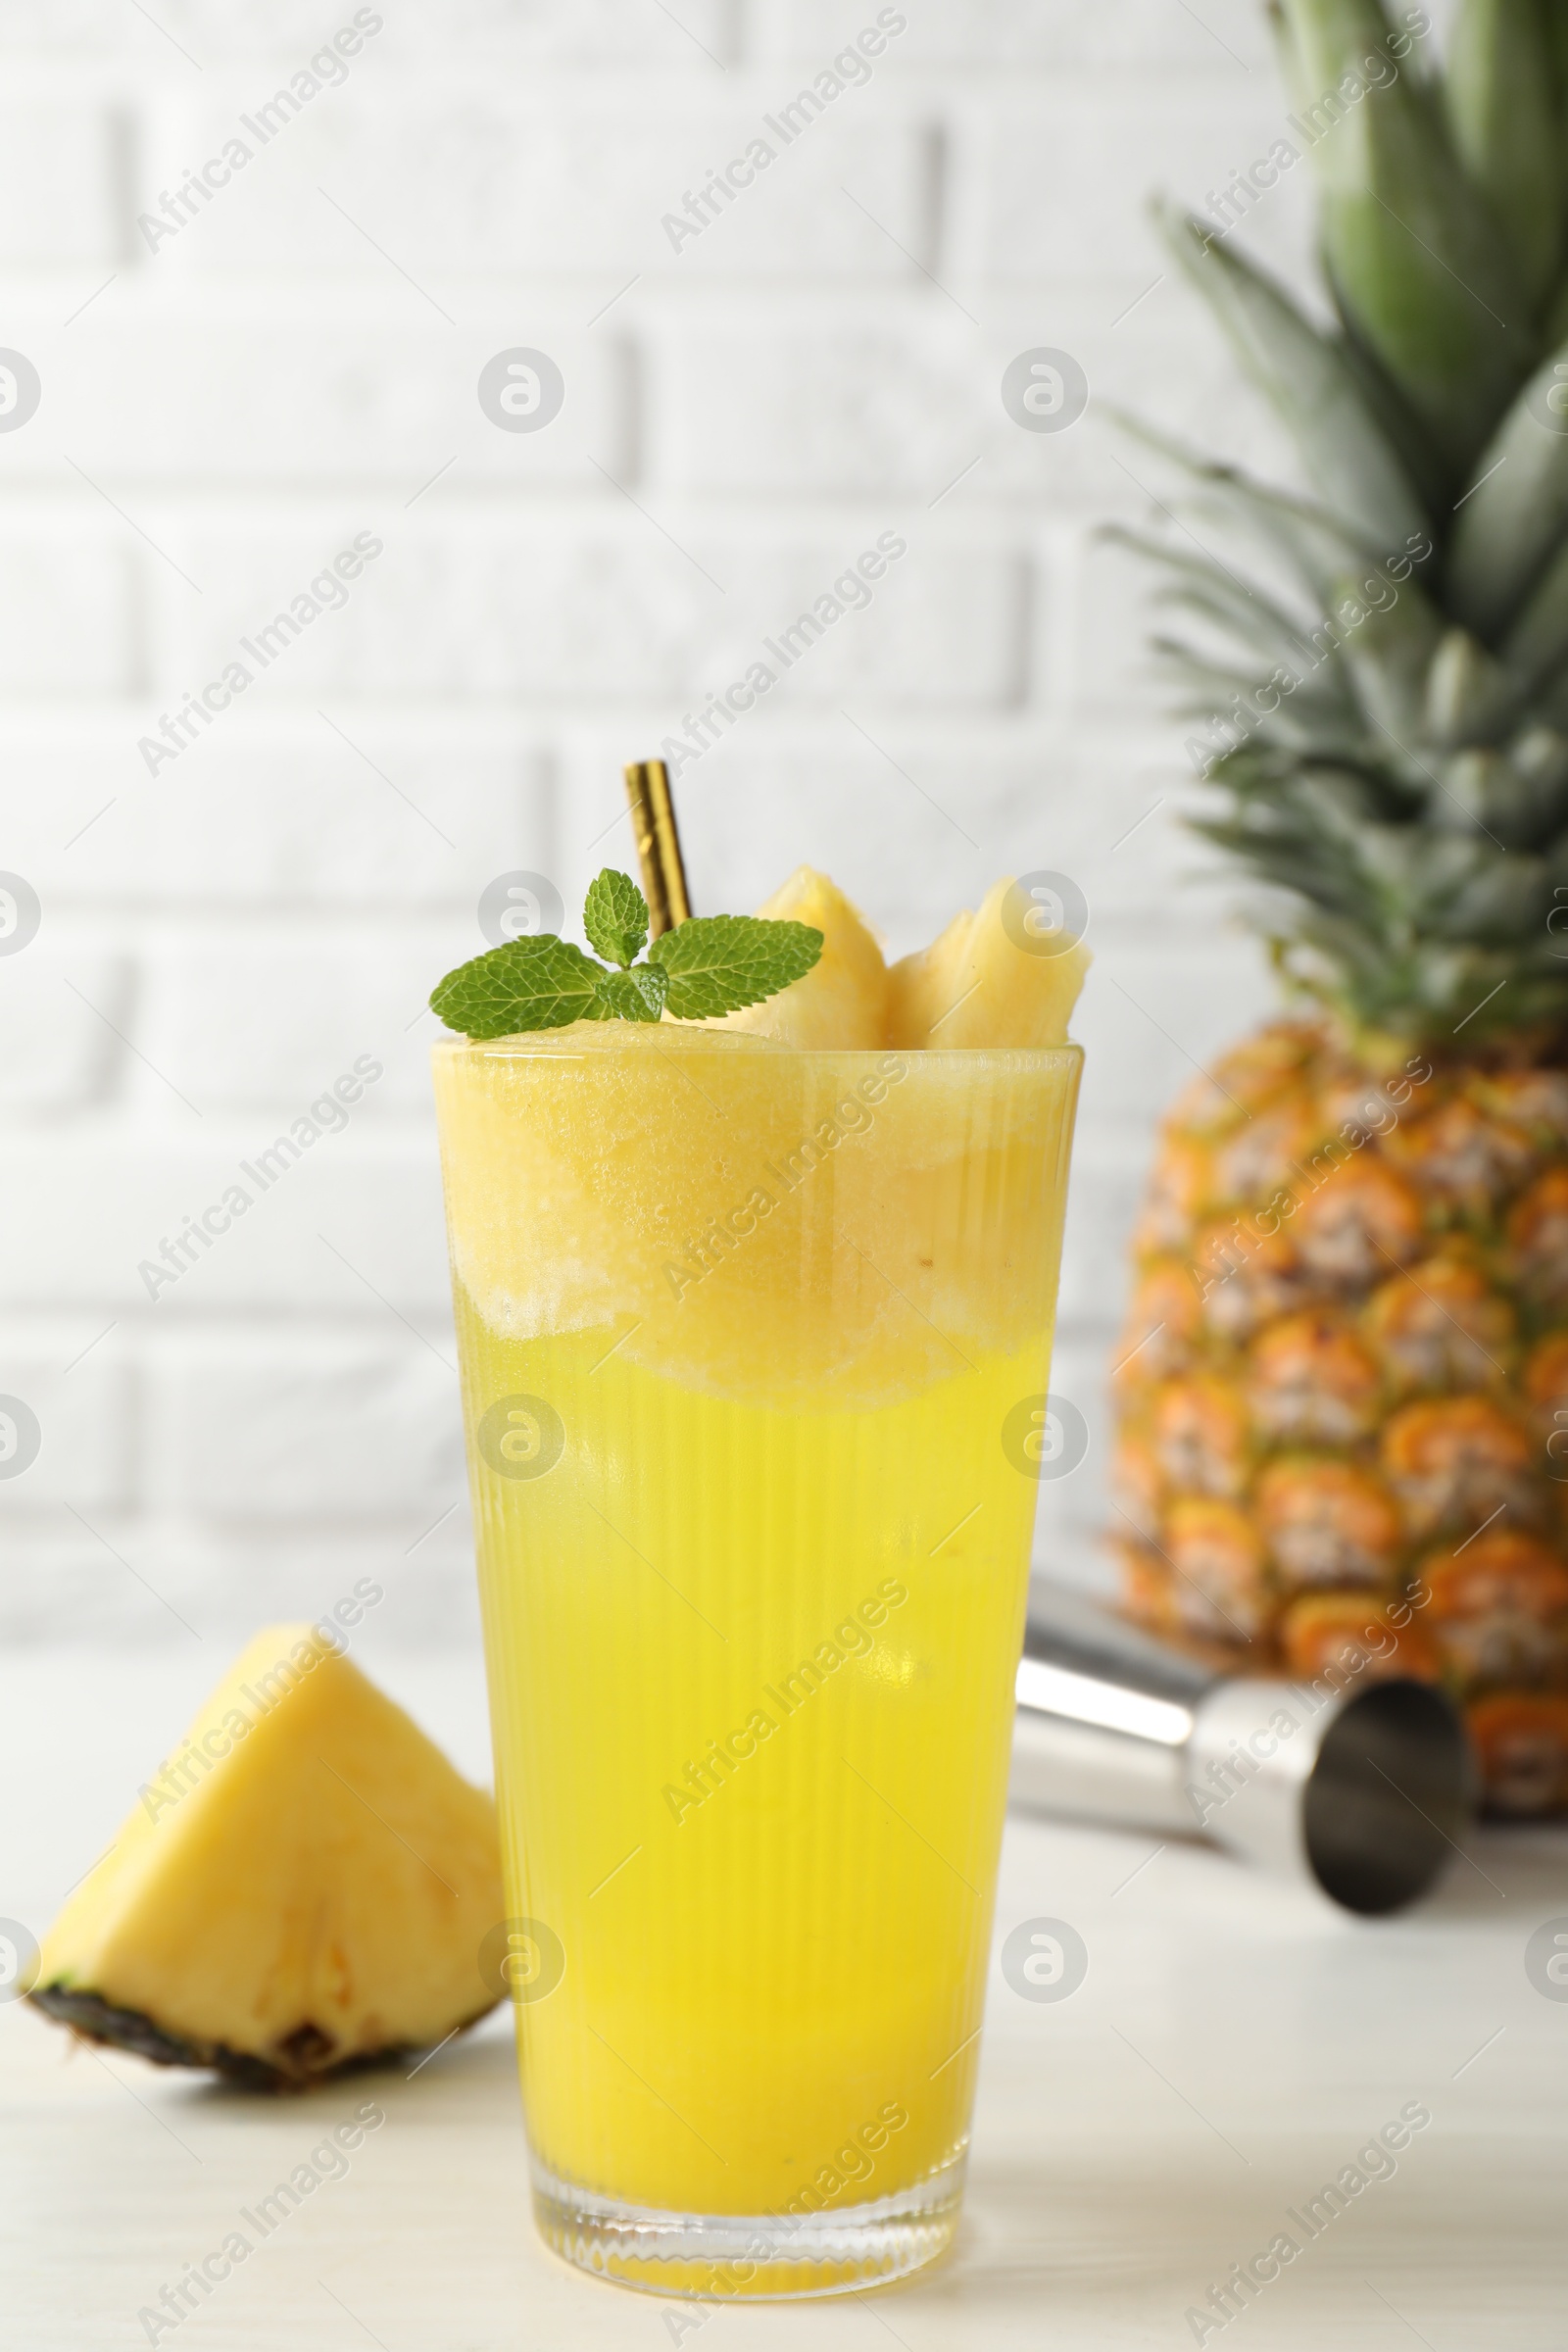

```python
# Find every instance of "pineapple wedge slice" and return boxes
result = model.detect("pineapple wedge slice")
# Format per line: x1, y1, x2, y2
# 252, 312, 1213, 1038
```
706, 866, 889, 1047
29, 1625, 504, 2087
887, 876, 1090, 1050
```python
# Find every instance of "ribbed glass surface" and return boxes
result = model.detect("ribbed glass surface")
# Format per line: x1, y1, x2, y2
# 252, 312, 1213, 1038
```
433, 1033, 1081, 2294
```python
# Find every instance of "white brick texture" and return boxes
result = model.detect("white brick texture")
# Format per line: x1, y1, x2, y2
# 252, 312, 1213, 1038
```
0, 3, 1285, 1644
0, 108, 122, 267
156, 1341, 463, 1520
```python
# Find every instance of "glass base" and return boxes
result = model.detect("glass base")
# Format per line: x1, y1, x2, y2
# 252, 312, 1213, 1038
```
531, 2154, 966, 2299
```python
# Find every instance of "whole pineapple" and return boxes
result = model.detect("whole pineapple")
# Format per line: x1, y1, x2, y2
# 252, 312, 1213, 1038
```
1115, 0, 1568, 1813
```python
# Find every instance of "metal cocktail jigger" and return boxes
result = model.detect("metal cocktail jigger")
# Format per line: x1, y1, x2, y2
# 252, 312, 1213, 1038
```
1009, 1586, 1475, 1914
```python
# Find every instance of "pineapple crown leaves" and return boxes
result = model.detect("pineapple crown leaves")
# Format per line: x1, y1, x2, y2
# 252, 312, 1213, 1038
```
430, 870, 823, 1039
1126, 0, 1568, 1047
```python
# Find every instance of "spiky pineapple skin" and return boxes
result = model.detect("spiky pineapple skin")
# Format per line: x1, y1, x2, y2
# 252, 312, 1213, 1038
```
1114, 1019, 1568, 1813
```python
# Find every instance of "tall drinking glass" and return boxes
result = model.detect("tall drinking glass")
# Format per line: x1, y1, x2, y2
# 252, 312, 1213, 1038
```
433, 1027, 1081, 2297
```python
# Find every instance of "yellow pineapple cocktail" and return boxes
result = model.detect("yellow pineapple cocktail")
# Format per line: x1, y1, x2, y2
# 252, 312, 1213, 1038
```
433, 1021, 1081, 2296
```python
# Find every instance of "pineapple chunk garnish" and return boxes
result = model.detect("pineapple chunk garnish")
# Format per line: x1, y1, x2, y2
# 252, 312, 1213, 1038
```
707, 866, 890, 1047
698, 868, 1088, 1051
887, 876, 1090, 1050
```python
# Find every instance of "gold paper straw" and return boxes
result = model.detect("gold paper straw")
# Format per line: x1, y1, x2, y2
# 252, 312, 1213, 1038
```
622, 759, 693, 938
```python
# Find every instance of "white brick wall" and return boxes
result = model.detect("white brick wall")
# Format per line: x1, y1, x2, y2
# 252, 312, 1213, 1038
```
0, 0, 1305, 1651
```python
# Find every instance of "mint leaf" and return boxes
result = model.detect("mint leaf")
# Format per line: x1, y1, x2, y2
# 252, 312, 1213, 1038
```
594, 963, 667, 1023
431, 935, 607, 1038
646, 914, 823, 1019
431, 881, 826, 1037
583, 869, 649, 968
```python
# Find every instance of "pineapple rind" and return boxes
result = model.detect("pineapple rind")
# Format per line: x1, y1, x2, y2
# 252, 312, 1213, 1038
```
1114, 1021, 1568, 1811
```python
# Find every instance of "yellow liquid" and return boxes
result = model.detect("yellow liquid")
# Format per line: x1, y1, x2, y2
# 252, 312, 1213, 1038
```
435, 1031, 1080, 2291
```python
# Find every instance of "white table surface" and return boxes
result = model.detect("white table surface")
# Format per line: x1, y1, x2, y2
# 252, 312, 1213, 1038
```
4, 1651, 1566, 2350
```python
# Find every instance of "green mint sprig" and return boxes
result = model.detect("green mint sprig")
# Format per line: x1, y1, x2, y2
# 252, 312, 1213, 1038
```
430, 870, 823, 1039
